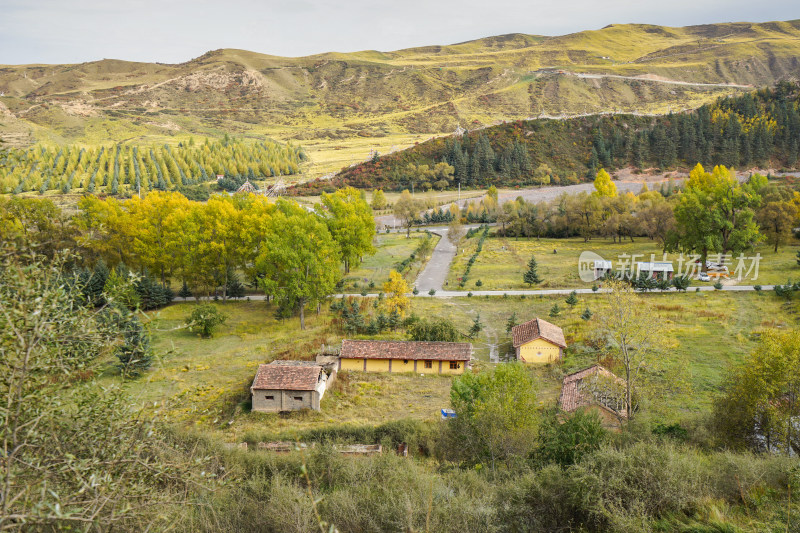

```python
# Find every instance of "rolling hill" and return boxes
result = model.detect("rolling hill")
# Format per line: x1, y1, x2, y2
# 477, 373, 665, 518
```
1, 20, 800, 177
289, 83, 800, 194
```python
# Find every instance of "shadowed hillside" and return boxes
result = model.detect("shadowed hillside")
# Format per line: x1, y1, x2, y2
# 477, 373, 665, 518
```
289, 83, 800, 193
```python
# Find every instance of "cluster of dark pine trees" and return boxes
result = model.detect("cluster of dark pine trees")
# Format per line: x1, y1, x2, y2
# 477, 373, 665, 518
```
589, 82, 800, 174
443, 136, 532, 188
290, 82, 800, 194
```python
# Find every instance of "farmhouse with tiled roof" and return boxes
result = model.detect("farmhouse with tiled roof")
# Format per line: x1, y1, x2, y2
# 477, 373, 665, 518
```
339, 339, 471, 374
511, 317, 567, 363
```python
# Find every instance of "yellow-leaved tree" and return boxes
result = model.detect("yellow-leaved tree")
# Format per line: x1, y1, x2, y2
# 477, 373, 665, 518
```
382, 270, 410, 318
593, 168, 617, 198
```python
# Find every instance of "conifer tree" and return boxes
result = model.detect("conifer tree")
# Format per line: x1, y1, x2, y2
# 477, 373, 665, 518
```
523, 255, 542, 286
469, 313, 484, 339
505, 311, 519, 333
565, 290, 578, 307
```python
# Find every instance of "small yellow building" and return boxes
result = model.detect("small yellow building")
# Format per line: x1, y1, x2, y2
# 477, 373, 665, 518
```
511, 317, 567, 363
339, 339, 472, 375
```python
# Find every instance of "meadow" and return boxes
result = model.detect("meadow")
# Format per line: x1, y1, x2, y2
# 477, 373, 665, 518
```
337, 231, 435, 292
118, 283, 800, 446
447, 232, 800, 290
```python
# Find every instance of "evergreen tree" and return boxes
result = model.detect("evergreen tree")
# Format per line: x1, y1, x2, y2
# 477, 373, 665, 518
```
565, 290, 578, 307
549, 303, 561, 318
581, 307, 593, 321
523, 255, 542, 286
178, 281, 192, 299
225, 270, 246, 299
505, 311, 519, 333
469, 313, 484, 339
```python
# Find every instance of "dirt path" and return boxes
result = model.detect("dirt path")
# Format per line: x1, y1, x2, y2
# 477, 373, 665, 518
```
568, 71, 753, 89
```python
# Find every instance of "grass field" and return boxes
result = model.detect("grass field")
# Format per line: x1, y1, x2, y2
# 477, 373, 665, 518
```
113, 284, 800, 444
447, 232, 800, 290
114, 301, 455, 442
411, 290, 800, 415
339, 232, 435, 292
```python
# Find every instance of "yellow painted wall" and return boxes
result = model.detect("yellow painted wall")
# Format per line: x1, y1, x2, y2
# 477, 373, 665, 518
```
342, 358, 466, 374
519, 338, 561, 364
365, 359, 391, 372
392, 359, 415, 373
416, 361, 436, 374
440, 361, 466, 375
340, 358, 364, 371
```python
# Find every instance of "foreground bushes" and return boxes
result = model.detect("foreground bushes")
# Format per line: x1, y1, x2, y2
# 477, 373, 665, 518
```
180, 434, 798, 533
499, 441, 796, 532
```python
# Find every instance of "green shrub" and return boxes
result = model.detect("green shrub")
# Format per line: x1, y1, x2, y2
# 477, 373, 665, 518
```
186, 303, 228, 338
407, 317, 461, 342
535, 409, 607, 468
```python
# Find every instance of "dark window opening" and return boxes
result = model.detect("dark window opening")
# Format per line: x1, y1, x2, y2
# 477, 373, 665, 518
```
403, 359, 408, 364
424, 361, 432, 369
449, 362, 459, 370
294, 396, 303, 401
265, 395, 274, 400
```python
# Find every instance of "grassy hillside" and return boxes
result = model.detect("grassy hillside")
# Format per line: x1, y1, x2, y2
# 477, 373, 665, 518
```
2, 20, 800, 178
291, 83, 800, 193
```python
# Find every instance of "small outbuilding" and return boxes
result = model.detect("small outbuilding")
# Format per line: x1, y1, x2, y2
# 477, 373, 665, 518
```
250, 362, 327, 413
511, 317, 567, 363
339, 339, 472, 374
593, 260, 613, 280
558, 364, 627, 428
636, 261, 674, 280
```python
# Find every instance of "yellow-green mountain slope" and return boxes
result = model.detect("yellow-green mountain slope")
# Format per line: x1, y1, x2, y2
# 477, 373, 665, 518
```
1, 20, 800, 151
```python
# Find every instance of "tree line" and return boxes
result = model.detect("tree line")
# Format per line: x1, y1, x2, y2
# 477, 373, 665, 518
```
291, 82, 800, 194
1, 187, 374, 329
479, 166, 800, 261
0, 135, 305, 196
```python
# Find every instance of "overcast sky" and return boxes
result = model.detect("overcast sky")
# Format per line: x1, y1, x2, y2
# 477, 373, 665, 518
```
0, 0, 797, 65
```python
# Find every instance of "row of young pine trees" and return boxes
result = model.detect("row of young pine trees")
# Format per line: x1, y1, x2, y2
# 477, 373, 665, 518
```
0, 136, 304, 195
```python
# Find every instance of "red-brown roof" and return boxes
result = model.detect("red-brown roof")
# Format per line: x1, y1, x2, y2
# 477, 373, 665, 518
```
251, 364, 323, 391
511, 317, 567, 348
340, 339, 471, 361
558, 365, 627, 418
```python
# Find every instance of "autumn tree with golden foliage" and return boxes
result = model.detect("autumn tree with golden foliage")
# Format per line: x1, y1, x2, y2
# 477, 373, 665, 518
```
382, 270, 411, 318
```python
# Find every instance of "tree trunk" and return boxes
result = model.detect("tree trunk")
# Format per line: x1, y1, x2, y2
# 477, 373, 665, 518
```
299, 298, 306, 330
624, 347, 633, 421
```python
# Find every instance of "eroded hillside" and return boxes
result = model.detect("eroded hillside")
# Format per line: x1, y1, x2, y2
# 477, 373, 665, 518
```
1, 20, 799, 162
